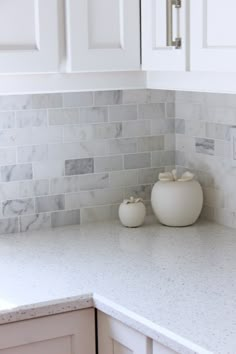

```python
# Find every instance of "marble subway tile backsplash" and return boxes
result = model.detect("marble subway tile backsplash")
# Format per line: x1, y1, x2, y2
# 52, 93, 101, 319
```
174, 90, 236, 229
0, 89, 174, 234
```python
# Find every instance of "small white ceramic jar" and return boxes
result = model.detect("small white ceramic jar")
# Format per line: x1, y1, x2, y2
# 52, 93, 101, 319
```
151, 170, 203, 227
119, 197, 146, 228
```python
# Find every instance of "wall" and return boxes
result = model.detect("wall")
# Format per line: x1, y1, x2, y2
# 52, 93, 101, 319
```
0, 90, 175, 234
175, 91, 235, 228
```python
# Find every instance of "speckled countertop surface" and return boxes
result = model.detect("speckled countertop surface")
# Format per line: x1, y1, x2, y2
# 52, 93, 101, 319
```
0, 218, 235, 354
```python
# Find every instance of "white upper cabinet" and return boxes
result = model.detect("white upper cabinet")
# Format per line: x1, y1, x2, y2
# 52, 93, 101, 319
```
0, 0, 59, 74
190, 0, 236, 72
66, 0, 140, 72
142, 0, 186, 71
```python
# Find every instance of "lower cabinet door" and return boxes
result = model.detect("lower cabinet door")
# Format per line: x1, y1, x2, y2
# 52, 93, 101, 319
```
0, 309, 96, 354
97, 311, 152, 354
153, 340, 178, 354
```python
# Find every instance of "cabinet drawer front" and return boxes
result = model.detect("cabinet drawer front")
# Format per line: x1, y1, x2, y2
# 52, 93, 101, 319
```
0, 309, 96, 354
153, 340, 178, 354
97, 311, 152, 354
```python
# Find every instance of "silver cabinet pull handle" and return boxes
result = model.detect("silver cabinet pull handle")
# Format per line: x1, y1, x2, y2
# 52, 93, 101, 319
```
166, 0, 182, 49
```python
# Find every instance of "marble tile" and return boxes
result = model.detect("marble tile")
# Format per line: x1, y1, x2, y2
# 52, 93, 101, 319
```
0, 182, 19, 200
109, 105, 137, 122
93, 123, 122, 140
152, 151, 175, 167
2, 198, 34, 217
79, 188, 124, 208
31, 94, 62, 109
185, 120, 206, 137
17, 145, 48, 163
48, 108, 80, 126
65, 158, 94, 176
124, 153, 151, 169
51, 210, 80, 228
80, 107, 108, 123
109, 138, 137, 155
18, 180, 49, 198
125, 185, 152, 201
63, 92, 93, 107
79, 173, 109, 191
33, 161, 64, 179
0, 148, 16, 165
175, 103, 203, 120
0, 217, 19, 235
0, 112, 15, 129
166, 103, 175, 118
138, 168, 164, 184
20, 213, 51, 232
16, 110, 47, 128
63, 125, 93, 142
122, 89, 150, 104
205, 123, 230, 141
137, 136, 164, 152
164, 134, 175, 151
94, 90, 122, 106
50, 176, 80, 194
195, 138, 215, 156
0, 129, 17, 146
149, 90, 175, 103
0, 95, 31, 111
109, 170, 138, 187
175, 119, 185, 134
138, 103, 165, 120
122, 120, 150, 137
35, 194, 65, 213
151, 119, 175, 135
81, 204, 119, 223
94, 155, 123, 172
1, 164, 33, 182
175, 151, 186, 165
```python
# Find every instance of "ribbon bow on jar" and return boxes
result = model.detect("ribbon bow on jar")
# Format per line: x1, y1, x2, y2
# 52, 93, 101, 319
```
159, 169, 195, 182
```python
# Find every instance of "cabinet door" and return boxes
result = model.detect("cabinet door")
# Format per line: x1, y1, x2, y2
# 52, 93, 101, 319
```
0, 309, 96, 354
0, 0, 59, 74
97, 311, 152, 354
66, 0, 140, 72
190, 0, 236, 72
153, 340, 178, 354
142, 0, 186, 71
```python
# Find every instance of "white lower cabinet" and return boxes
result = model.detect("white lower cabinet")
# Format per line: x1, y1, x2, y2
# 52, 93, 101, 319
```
153, 340, 178, 354
97, 311, 152, 354
0, 309, 95, 354
97, 311, 178, 354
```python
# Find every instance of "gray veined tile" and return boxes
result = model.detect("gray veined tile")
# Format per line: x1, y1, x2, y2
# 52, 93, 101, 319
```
0, 112, 15, 129
122, 120, 151, 138
109, 105, 138, 122
50, 176, 80, 194
109, 138, 137, 155
124, 153, 151, 169
48, 108, 80, 126
195, 138, 215, 156
16, 110, 47, 128
1, 164, 33, 182
94, 90, 123, 106
63, 92, 93, 108
35, 194, 65, 213
137, 136, 164, 152
109, 170, 138, 187
0, 95, 31, 111
0, 217, 19, 235
81, 204, 119, 223
175, 119, 186, 134
31, 93, 63, 109
94, 155, 123, 173
51, 210, 80, 228
65, 158, 94, 176
20, 213, 51, 232
17, 145, 48, 163
122, 89, 150, 104
93, 123, 122, 140
79, 173, 109, 191
79, 188, 124, 208
18, 180, 49, 198
33, 161, 65, 179
2, 198, 34, 217
0, 148, 16, 166
80, 107, 108, 123
138, 103, 165, 120
138, 168, 164, 184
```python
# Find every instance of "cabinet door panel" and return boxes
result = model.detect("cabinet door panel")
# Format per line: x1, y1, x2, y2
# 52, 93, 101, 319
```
66, 0, 140, 72
97, 311, 151, 354
142, 0, 186, 71
0, 309, 95, 354
0, 0, 59, 73
190, 0, 236, 71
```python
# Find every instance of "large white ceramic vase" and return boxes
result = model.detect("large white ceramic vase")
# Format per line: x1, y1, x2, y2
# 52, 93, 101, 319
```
151, 170, 203, 227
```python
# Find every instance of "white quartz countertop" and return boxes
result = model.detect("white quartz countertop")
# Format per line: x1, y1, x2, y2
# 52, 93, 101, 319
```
0, 218, 235, 354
